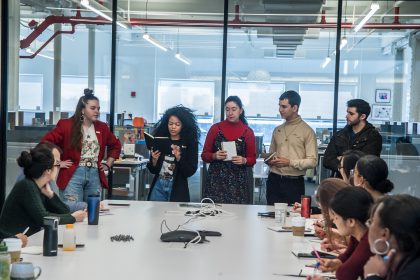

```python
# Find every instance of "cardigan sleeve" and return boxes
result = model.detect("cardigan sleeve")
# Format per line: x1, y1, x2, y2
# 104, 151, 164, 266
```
104, 125, 121, 159
176, 141, 198, 178
244, 127, 256, 166
201, 124, 219, 163
41, 119, 65, 147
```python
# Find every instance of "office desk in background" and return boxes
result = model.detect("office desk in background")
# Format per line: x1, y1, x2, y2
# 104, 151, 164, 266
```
112, 159, 149, 200
24, 201, 321, 280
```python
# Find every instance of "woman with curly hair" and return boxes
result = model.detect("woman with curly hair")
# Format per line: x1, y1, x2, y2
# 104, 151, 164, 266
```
147, 105, 200, 202
41, 89, 121, 203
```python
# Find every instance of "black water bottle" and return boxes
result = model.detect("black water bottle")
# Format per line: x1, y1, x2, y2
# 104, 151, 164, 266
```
43, 216, 59, 256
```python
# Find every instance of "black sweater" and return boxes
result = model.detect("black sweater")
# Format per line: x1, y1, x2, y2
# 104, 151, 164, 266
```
0, 178, 75, 238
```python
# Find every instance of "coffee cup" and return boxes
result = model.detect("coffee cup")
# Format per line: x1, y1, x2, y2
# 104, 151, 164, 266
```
291, 216, 306, 237
3, 238, 22, 263
11, 262, 41, 280
274, 203, 288, 226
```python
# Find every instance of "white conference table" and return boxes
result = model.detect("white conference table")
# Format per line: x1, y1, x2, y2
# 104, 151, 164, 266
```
24, 201, 325, 280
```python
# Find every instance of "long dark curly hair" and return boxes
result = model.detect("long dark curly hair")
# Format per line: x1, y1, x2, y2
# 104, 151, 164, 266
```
70, 88, 99, 150
153, 105, 200, 144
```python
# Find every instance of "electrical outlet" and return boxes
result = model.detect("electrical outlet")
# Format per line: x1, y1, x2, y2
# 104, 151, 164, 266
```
124, 144, 135, 156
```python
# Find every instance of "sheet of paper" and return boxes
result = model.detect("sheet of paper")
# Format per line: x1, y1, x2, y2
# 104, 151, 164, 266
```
21, 246, 43, 255
221, 141, 237, 161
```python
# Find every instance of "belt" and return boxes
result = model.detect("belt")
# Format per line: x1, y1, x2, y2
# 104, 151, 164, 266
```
79, 161, 98, 168
159, 175, 173, 181
271, 173, 303, 180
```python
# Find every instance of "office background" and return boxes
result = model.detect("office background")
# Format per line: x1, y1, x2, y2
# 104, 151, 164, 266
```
1, 0, 420, 207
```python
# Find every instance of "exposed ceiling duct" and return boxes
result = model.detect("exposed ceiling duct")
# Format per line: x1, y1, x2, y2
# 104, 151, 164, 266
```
18, 0, 420, 59
261, 0, 324, 57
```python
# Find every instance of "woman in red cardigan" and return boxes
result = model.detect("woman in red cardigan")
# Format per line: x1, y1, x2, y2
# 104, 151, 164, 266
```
201, 96, 256, 204
41, 89, 121, 203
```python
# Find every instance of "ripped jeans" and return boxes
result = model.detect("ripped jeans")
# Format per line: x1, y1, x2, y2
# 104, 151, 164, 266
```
60, 166, 101, 203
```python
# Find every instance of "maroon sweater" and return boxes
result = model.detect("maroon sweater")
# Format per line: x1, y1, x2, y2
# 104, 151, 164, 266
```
201, 120, 256, 166
336, 231, 373, 280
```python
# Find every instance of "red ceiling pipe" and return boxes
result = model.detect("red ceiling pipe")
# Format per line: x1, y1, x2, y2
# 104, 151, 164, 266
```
20, 9, 420, 58
20, 25, 76, 58
320, 10, 326, 24
393, 6, 400, 24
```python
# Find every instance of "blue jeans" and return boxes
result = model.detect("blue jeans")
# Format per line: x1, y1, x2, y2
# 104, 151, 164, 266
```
149, 178, 173, 201
60, 166, 101, 203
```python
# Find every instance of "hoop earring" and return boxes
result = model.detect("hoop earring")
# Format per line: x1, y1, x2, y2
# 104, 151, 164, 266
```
80, 113, 85, 121
373, 239, 390, 255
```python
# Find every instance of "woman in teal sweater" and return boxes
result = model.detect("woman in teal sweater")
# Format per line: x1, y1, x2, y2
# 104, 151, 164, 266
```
0, 144, 86, 238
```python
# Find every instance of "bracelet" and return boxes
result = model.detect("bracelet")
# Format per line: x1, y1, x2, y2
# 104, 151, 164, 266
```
102, 162, 110, 170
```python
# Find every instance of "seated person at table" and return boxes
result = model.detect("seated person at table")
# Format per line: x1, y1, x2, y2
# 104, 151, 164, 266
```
15, 142, 87, 213
0, 145, 86, 237
364, 195, 420, 280
313, 178, 350, 253
308, 187, 374, 280
338, 150, 364, 185
353, 155, 394, 201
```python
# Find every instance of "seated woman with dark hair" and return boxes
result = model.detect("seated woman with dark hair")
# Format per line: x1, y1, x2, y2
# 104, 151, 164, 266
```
338, 150, 365, 185
0, 145, 86, 238
364, 194, 420, 280
308, 187, 374, 280
353, 155, 394, 200
313, 178, 351, 253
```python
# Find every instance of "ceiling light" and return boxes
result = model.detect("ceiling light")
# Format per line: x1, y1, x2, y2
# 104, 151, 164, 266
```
321, 56, 331, 68
143, 33, 168, 51
353, 2, 380, 33
175, 52, 191, 65
80, 0, 128, 29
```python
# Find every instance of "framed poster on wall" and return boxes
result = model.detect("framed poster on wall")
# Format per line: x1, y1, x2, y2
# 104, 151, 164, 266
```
372, 105, 392, 121
375, 89, 391, 103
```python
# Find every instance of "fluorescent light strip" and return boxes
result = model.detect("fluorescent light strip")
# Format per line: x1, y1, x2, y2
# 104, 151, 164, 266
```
80, 0, 128, 29
353, 2, 380, 33
143, 33, 168, 51
321, 56, 331, 68
175, 52, 191, 65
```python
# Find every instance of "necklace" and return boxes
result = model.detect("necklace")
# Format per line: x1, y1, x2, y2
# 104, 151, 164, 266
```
282, 123, 299, 142
83, 124, 93, 139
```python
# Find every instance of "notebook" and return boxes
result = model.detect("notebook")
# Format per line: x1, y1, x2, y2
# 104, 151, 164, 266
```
144, 132, 172, 155
221, 141, 237, 161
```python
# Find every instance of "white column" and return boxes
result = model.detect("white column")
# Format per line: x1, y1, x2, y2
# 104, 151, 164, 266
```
52, 23, 62, 124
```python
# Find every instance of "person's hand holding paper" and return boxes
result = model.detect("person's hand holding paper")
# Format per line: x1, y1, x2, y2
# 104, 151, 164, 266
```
221, 141, 237, 161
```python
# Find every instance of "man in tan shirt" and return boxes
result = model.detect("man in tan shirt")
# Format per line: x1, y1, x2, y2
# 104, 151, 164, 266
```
266, 90, 318, 205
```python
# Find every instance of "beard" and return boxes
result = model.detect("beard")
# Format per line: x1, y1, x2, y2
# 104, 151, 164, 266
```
348, 118, 361, 127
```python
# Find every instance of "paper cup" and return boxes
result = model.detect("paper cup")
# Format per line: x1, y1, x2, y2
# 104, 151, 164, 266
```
3, 238, 22, 263
274, 203, 288, 225
291, 217, 306, 237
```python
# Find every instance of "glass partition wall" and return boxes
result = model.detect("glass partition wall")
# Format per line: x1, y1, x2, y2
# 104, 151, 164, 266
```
3, 0, 420, 204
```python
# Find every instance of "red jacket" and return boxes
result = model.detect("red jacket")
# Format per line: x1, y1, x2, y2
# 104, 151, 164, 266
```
41, 118, 121, 190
